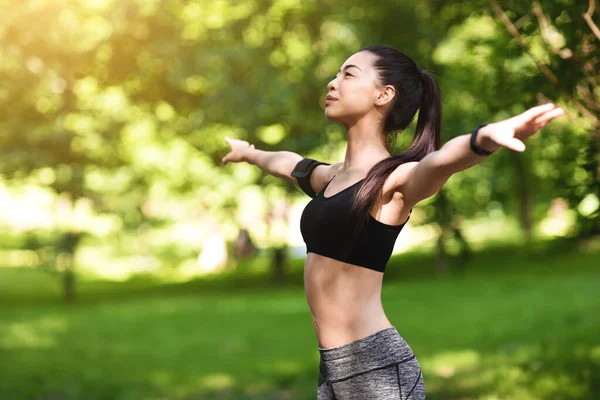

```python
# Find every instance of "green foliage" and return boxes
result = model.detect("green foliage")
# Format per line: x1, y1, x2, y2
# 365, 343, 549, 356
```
1, 0, 597, 248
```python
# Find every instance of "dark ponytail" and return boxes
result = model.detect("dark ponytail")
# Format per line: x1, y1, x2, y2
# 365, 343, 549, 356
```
340, 45, 442, 260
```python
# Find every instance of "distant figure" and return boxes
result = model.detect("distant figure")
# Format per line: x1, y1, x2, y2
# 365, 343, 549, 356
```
233, 228, 257, 259
221, 44, 564, 399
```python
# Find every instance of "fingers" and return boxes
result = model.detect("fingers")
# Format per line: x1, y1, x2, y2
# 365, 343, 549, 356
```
496, 136, 526, 152
222, 137, 229, 166
534, 107, 564, 126
222, 137, 253, 166
522, 102, 558, 120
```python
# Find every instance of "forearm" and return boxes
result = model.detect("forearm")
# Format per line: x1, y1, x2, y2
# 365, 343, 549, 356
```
434, 129, 500, 175
244, 148, 303, 183
402, 104, 564, 204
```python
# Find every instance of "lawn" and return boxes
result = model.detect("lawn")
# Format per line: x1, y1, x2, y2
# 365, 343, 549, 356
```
0, 238, 599, 399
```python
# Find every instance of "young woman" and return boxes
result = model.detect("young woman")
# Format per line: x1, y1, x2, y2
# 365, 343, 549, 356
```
221, 45, 564, 399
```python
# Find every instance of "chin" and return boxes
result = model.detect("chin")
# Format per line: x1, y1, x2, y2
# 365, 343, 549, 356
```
324, 108, 345, 123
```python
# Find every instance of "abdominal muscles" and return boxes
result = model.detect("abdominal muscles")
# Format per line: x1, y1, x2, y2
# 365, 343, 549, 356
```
303, 252, 390, 346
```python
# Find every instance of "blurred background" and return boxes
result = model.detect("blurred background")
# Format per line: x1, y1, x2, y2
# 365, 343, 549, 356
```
0, 0, 599, 399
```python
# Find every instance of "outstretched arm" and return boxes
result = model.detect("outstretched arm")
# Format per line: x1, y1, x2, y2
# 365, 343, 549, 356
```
221, 136, 339, 194
222, 136, 303, 183
397, 103, 565, 206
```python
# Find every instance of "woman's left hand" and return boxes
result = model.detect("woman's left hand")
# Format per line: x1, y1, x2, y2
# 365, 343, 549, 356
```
478, 102, 565, 152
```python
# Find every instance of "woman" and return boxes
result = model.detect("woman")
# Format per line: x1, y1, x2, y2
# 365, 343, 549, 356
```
221, 45, 564, 399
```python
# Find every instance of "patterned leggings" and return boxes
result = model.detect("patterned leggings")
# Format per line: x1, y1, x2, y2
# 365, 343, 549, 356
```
317, 326, 425, 399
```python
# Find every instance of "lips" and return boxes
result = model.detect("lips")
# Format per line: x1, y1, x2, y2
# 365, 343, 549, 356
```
326, 95, 338, 101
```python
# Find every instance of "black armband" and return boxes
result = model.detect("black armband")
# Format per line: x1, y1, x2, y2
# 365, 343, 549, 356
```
470, 123, 495, 156
291, 158, 331, 198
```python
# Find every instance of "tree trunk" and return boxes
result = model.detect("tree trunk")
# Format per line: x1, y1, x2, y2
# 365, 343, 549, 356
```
272, 245, 287, 286
451, 224, 472, 271
63, 262, 75, 304
577, 133, 600, 237
57, 231, 82, 304
512, 152, 534, 246
435, 227, 448, 274
264, 197, 291, 285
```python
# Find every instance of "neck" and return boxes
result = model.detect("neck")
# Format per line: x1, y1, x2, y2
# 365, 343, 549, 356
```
340, 117, 391, 175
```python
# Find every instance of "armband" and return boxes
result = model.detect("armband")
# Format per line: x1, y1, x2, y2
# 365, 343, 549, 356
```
470, 123, 495, 156
291, 158, 331, 198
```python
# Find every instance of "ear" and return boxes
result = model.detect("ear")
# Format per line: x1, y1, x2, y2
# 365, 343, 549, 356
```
375, 85, 395, 107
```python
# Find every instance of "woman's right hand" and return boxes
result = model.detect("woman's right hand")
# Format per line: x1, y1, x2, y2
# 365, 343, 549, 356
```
221, 136, 255, 166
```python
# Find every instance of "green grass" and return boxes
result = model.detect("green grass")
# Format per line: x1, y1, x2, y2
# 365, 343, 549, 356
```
0, 237, 599, 399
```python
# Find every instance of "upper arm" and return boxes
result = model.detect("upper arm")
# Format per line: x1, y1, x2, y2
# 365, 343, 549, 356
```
289, 158, 341, 198
392, 151, 452, 207
309, 162, 341, 195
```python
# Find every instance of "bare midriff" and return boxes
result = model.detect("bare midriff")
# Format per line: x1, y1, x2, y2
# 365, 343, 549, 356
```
304, 171, 412, 349
304, 252, 394, 349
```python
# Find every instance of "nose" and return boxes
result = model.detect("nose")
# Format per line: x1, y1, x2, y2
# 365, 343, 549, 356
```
327, 77, 338, 92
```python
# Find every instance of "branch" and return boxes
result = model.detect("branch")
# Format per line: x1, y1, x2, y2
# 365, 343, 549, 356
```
514, 14, 531, 30
532, 1, 599, 91
490, 0, 599, 129
576, 83, 600, 111
532, 0, 573, 59
583, 0, 600, 41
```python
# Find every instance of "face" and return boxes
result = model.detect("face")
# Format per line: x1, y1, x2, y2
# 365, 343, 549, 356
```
324, 51, 394, 125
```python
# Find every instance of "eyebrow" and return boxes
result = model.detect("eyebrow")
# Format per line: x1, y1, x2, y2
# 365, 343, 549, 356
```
337, 64, 362, 73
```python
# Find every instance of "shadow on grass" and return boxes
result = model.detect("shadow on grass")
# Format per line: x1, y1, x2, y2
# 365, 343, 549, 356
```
0, 293, 320, 400
3, 336, 599, 399
2, 235, 597, 309
423, 344, 600, 400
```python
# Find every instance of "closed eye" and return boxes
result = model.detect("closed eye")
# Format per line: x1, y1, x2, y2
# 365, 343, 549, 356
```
331, 73, 353, 80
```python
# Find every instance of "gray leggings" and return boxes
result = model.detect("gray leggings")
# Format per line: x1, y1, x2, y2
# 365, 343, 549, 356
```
317, 326, 425, 399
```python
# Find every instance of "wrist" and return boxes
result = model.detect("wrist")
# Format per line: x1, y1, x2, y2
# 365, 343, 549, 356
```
472, 124, 500, 155
243, 146, 256, 164
477, 130, 501, 153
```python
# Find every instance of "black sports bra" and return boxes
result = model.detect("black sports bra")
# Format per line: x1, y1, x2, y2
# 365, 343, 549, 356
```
300, 175, 410, 273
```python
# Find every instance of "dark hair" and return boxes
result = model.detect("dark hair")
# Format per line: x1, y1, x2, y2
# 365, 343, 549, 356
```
341, 44, 442, 259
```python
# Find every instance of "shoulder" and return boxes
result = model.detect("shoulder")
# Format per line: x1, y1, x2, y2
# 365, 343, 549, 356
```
291, 159, 342, 198
310, 161, 342, 192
